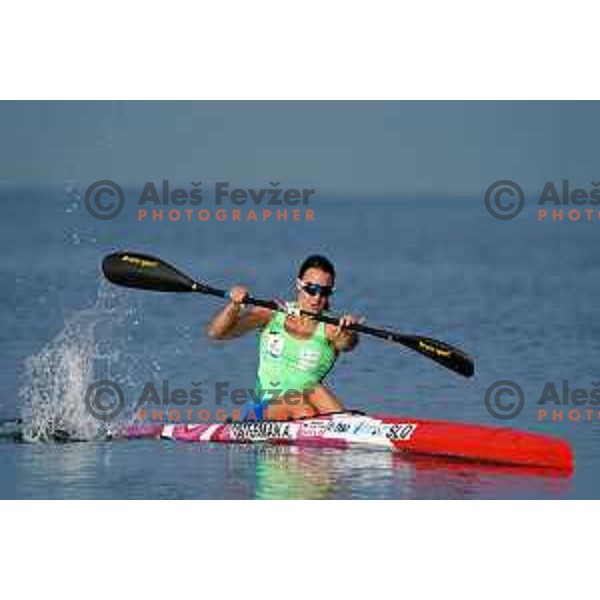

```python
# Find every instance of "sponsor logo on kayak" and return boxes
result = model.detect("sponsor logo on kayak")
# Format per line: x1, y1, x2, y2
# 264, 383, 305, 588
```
326, 419, 354, 434
484, 179, 600, 222
83, 179, 317, 224
485, 378, 600, 423
300, 420, 329, 437
330, 416, 381, 437
230, 421, 296, 441
322, 417, 417, 441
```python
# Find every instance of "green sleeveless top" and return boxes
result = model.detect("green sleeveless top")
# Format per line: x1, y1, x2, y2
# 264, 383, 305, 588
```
256, 302, 337, 400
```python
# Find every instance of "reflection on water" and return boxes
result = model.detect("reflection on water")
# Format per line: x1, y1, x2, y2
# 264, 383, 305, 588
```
1, 439, 573, 499
251, 446, 399, 500
220, 444, 571, 500
11, 442, 109, 499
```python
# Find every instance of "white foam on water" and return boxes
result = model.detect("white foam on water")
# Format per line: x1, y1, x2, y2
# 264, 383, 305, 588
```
18, 281, 139, 442
20, 322, 96, 441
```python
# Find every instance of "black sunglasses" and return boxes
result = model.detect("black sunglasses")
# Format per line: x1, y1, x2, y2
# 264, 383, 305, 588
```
298, 279, 335, 298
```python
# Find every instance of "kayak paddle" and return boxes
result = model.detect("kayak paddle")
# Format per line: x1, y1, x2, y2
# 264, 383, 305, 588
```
102, 251, 475, 378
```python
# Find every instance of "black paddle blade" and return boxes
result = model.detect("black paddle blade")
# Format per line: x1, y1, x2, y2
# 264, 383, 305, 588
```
102, 252, 197, 292
404, 335, 474, 378
366, 327, 474, 378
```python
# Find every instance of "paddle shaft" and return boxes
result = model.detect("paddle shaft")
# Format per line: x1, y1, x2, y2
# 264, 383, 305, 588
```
101, 252, 475, 377
193, 281, 474, 377
198, 283, 416, 338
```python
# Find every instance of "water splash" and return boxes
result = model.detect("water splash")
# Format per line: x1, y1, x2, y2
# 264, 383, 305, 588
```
18, 280, 142, 442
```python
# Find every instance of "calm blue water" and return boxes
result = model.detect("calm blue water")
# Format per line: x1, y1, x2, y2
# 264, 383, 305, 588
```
1, 188, 598, 498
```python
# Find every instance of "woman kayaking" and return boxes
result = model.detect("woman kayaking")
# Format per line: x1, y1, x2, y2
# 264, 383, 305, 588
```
206, 255, 362, 421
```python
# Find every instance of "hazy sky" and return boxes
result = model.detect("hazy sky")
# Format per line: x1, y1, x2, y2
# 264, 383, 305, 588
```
2, 101, 599, 195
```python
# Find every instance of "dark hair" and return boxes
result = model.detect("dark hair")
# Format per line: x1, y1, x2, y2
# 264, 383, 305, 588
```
298, 254, 336, 283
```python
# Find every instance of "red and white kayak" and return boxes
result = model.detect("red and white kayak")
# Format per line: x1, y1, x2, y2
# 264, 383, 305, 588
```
124, 412, 573, 472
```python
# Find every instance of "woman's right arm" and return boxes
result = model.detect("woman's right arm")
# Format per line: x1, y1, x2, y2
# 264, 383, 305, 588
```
206, 286, 272, 340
